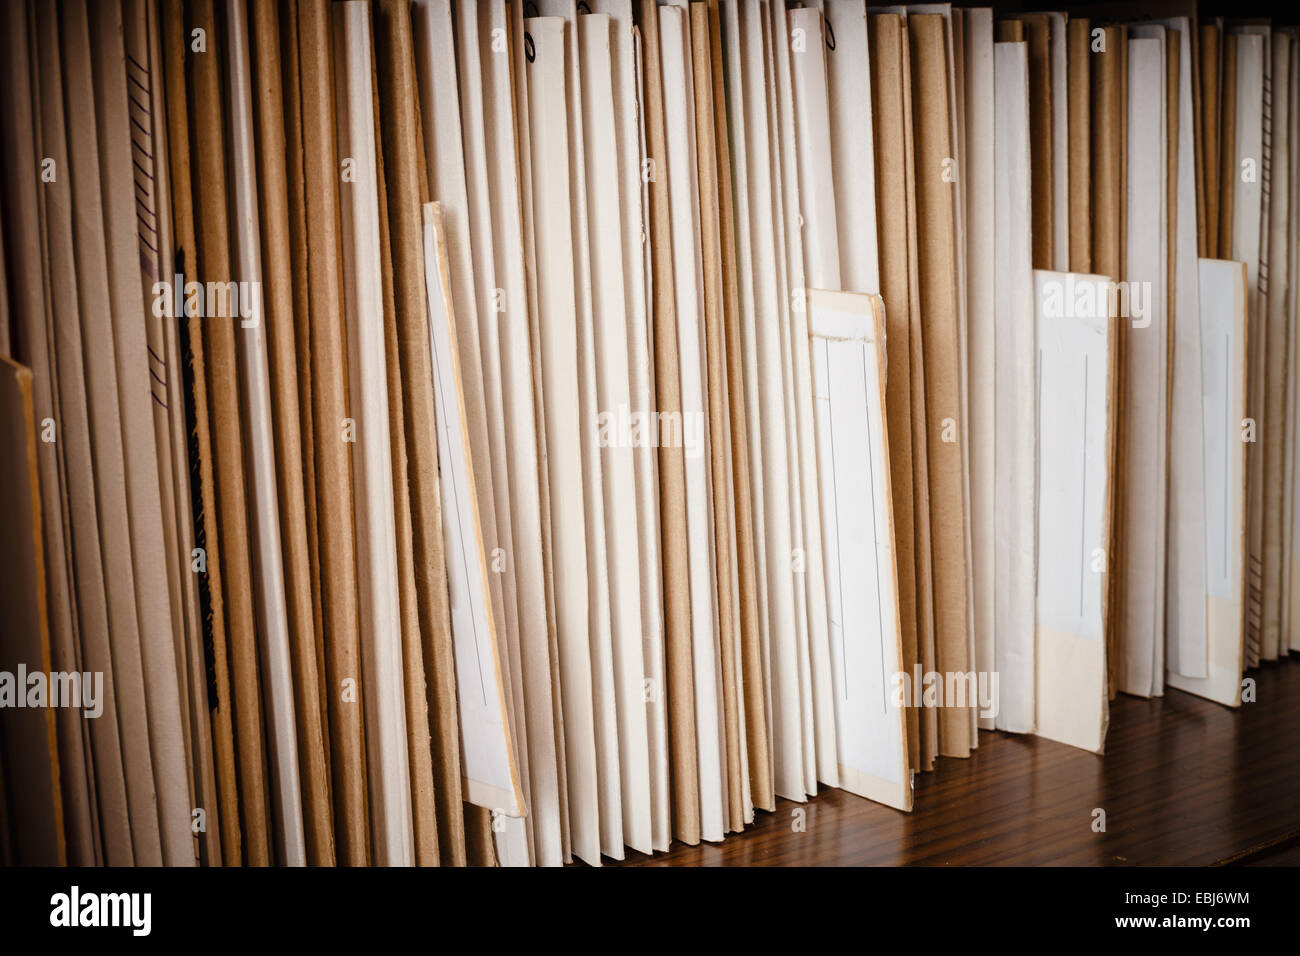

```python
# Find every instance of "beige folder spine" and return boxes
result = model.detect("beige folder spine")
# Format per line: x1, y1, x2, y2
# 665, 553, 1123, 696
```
334, 0, 415, 867
0, 358, 65, 865
639, 0, 702, 845
714, 0, 774, 815
248, 0, 335, 866
580, 11, 656, 854
297, 0, 371, 865
0, 3, 72, 866
374, 0, 467, 867
733, 0, 807, 797
28, 0, 105, 866
124, 0, 197, 864
453, 0, 534, 867
278, 0, 334, 850
160, 0, 233, 865
869, 13, 924, 770
766, 0, 828, 795
964, 7, 997, 730
523, 14, 606, 863
225, 0, 308, 865
1261, 35, 1292, 661
910, 13, 974, 756
691, 1, 747, 832
90, 0, 194, 865
365, 0, 440, 871
539, 0, 626, 859
190, 0, 273, 866
514, 0, 573, 864
484, 0, 567, 866
1068, 18, 1093, 274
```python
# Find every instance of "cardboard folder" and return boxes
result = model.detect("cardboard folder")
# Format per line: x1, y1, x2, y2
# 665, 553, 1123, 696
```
479, 0, 567, 867
807, 290, 912, 811
30, 0, 110, 867
147, 0, 223, 868
1167, 260, 1249, 707
126, 3, 198, 866
992, 38, 1036, 734
717, 0, 777, 812
451, 0, 531, 867
0, 357, 64, 865
375, 0, 468, 867
691, 1, 748, 835
869, 12, 930, 769
963, 7, 996, 729
249, 0, 334, 866
421, 201, 525, 825
769, 0, 833, 795
659, 3, 728, 842
1260, 34, 1292, 662
366, 30, 442, 870
580, 10, 654, 854
277, 0, 333, 859
599, 0, 676, 844
336, 0, 416, 866
1225, 29, 1267, 667
638, 0, 701, 847
91, 0, 194, 865
1117, 32, 1170, 699
296, 0, 369, 865
891, 9, 977, 744
127, 0, 200, 869
226, 0, 307, 866
1154, 16, 1212, 683
1033, 271, 1116, 754
1286, 32, 1300, 656
161, 0, 233, 866
1068, 16, 1092, 273
536, 0, 625, 859
523, 16, 605, 864
1091, 23, 1128, 701
910, 12, 974, 756
700, 0, 759, 827
1202, 23, 1223, 258
729, 0, 807, 797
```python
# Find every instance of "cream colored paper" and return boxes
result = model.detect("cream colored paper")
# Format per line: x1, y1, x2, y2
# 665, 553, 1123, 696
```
591, 0, 672, 851
993, 40, 1036, 733
1227, 28, 1267, 666
734, 0, 805, 802
1167, 260, 1249, 706
535, 0, 625, 859
451, 0, 532, 868
481, 0, 565, 868
422, 202, 525, 817
964, 8, 996, 727
1118, 33, 1169, 699
807, 290, 912, 811
1149, 16, 1209, 682
334, 0, 414, 865
659, 4, 727, 842
226, 0, 306, 865
523, 16, 602, 865
719, 0, 778, 808
1034, 271, 1115, 754
579, 11, 653, 855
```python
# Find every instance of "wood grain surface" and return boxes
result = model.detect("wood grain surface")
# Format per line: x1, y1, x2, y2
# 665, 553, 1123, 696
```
607, 659, 1300, 866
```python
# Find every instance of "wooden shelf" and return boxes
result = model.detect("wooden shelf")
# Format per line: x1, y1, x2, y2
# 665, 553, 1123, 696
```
610, 657, 1300, 866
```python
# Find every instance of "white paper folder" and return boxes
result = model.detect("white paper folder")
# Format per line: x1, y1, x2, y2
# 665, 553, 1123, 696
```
1033, 271, 1116, 754
1167, 260, 1249, 708
807, 289, 910, 811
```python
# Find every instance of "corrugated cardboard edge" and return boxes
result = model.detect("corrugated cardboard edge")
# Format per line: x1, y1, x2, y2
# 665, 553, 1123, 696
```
638, 0, 701, 846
